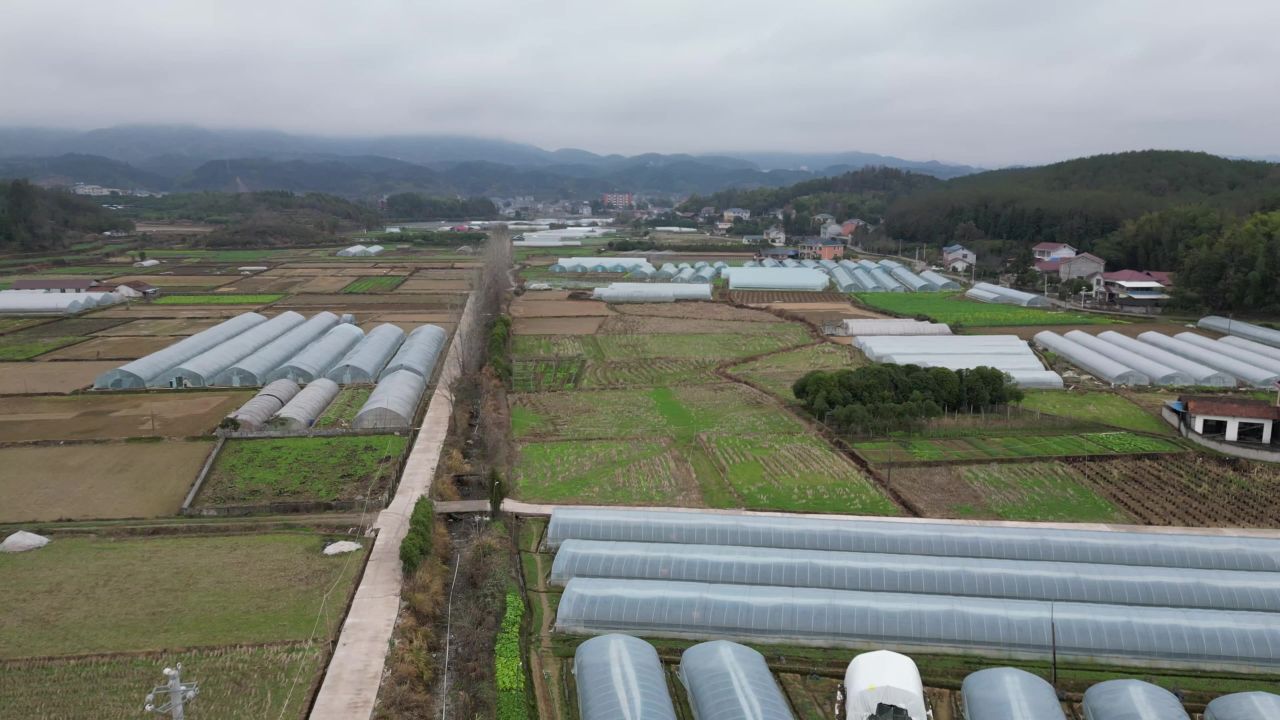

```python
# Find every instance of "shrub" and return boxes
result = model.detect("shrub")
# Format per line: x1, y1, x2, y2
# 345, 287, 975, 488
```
399, 497, 435, 573
488, 315, 513, 383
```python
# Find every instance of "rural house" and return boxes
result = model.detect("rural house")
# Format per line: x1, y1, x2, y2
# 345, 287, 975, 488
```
1032, 242, 1077, 261
1171, 396, 1280, 445
942, 244, 976, 272
799, 237, 846, 261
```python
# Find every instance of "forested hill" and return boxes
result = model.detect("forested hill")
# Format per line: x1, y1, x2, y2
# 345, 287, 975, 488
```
0, 179, 133, 250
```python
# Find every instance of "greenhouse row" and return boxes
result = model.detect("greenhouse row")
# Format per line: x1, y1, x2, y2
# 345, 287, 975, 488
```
966, 282, 1052, 307
555, 577, 1280, 671
546, 508, 1280, 572
0, 290, 125, 315
725, 267, 830, 291
94, 312, 448, 390
353, 368, 426, 428
592, 282, 712, 303
335, 244, 385, 257
853, 334, 1064, 388
679, 641, 793, 720
549, 539, 1280, 613
1042, 328, 1280, 388
1199, 315, 1280, 349
838, 318, 951, 336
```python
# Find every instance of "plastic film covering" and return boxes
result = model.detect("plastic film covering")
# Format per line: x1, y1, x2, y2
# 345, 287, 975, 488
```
271, 378, 340, 430
1096, 331, 1235, 387
780, 259, 800, 268
1034, 331, 1150, 386
961, 668, 1066, 720
214, 312, 341, 387
760, 259, 780, 268
1199, 315, 1280, 349
573, 634, 677, 720
819, 260, 839, 271
830, 266, 860, 292
1175, 332, 1280, 375
888, 265, 938, 292
593, 283, 712, 301
692, 266, 717, 282
841, 319, 951, 336
868, 266, 905, 291
1218, 335, 1280, 364
851, 267, 880, 292
594, 289, 676, 303
326, 324, 406, 384
1137, 332, 1279, 388
846, 650, 927, 720
557, 578, 1280, 671
880, 354, 1048, 371
225, 379, 300, 430
673, 267, 696, 283
1008, 371, 1066, 388
919, 269, 961, 290
365, 244, 385, 255
677, 641, 794, 720
725, 268, 829, 291
0, 292, 87, 314
656, 263, 678, 279
1081, 680, 1190, 720
1204, 692, 1280, 720
966, 287, 1004, 303
799, 259, 819, 268
94, 312, 268, 389
548, 540, 1280, 613
545, 508, 1280, 572
970, 282, 1051, 307
1064, 331, 1194, 386
856, 334, 1057, 388
161, 311, 305, 388
380, 324, 447, 380
336, 244, 367, 257
267, 323, 365, 383
353, 369, 426, 428
557, 257, 654, 272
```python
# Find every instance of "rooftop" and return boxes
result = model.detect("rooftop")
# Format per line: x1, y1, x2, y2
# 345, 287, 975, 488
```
1184, 396, 1280, 421
1032, 242, 1075, 251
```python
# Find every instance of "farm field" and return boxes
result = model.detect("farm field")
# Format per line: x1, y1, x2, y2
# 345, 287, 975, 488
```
515, 439, 703, 505
854, 292, 1114, 327
153, 293, 283, 305
1071, 455, 1280, 527
906, 462, 1127, 522
42, 334, 173, 360
513, 329, 810, 362
313, 386, 372, 429
1, 642, 325, 720
0, 441, 213, 522
512, 316, 607, 335
0, 391, 252, 441
1019, 390, 1169, 434
341, 275, 405, 293
0, 333, 84, 359
196, 435, 408, 507
580, 358, 719, 389
729, 342, 864, 399
853, 431, 1183, 464
0, 360, 118, 393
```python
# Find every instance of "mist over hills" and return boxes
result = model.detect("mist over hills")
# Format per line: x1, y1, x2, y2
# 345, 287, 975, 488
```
0, 124, 982, 198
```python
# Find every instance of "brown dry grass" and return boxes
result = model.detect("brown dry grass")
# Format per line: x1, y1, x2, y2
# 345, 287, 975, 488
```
510, 299, 613, 318
0, 391, 253, 441
0, 361, 119, 394
512, 316, 605, 335
42, 335, 174, 360
612, 301, 780, 322
93, 317, 222, 336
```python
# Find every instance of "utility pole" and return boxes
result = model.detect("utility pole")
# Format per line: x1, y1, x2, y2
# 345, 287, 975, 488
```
144, 664, 199, 719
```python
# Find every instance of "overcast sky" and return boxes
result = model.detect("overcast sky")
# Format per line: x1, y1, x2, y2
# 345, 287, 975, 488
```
2, 0, 1277, 166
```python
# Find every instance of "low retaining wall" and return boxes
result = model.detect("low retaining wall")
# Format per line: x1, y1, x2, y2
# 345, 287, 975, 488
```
1163, 407, 1280, 463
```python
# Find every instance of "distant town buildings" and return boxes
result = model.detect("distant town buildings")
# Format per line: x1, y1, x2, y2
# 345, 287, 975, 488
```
722, 207, 751, 221
1032, 242, 1077, 261
69, 183, 162, 198
602, 192, 633, 209
942, 244, 976, 272
1095, 270, 1173, 310
799, 236, 846, 261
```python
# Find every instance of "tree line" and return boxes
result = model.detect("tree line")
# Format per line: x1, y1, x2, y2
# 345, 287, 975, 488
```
384, 194, 498, 221
0, 179, 133, 250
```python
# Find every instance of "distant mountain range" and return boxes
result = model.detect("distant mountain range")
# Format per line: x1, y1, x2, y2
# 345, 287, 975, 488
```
0, 125, 983, 198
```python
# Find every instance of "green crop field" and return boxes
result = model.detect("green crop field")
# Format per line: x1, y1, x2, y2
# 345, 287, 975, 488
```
153, 293, 284, 305
0, 335, 82, 360
515, 439, 704, 505
512, 357, 586, 391
340, 276, 405, 293
313, 386, 371, 429
511, 329, 810, 363
730, 343, 864, 399
958, 462, 1127, 522
197, 435, 408, 506
853, 431, 1182, 463
580, 359, 719, 388
854, 292, 1114, 327
1019, 390, 1169, 434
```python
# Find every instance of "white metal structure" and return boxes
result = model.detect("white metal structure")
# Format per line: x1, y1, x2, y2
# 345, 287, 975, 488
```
1096, 331, 1235, 387
1137, 332, 1279, 388
725, 267, 830, 291
845, 650, 928, 720
1034, 331, 1150, 386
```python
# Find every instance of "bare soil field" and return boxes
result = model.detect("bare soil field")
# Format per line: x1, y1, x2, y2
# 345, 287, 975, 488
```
0, 391, 252, 441
275, 293, 464, 307
597, 315, 799, 335
613, 302, 781, 322
763, 301, 888, 325
0, 440, 212, 521
513, 316, 606, 335
92, 305, 266, 318
0, 361, 119, 394
94, 317, 221, 336
730, 290, 852, 304
41, 335, 173, 360
408, 268, 475, 280
227, 275, 307, 293
520, 289, 572, 300
134, 222, 215, 233
110, 274, 238, 288
295, 275, 357, 293
12, 317, 126, 337
395, 278, 473, 292
368, 311, 457, 324
964, 321, 1170, 340
510, 299, 613, 318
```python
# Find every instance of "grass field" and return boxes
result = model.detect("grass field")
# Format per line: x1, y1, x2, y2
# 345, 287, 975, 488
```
0, 334, 82, 360
0, 533, 364, 657
958, 462, 1127, 522
854, 292, 1113, 327
341, 276, 405, 293
1019, 390, 1169, 434
511, 328, 810, 363
198, 435, 408, 506
153, 293, 284, 305
515, 439, 702, 505
313, 386, 371, 429
853, 431, 1182, 463
729, 343, 864, 399
1, 642, 324, 719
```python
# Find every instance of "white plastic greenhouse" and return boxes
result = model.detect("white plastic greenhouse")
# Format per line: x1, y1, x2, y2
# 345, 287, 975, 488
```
885, 263, 938, 292
94, 312, 268, 389
840, 319, 951, 336
1097, 331, 1235, 387
677, 641, 793, 720
1137, 332, 1279, 388
845, 651, 927, 720
271, 378, 340, 430
1175, 332, 1280, 376
379, 324, 447, 380
573, 634, 677, 720
365, 244, 385, 255
161, 311, 306, 388
1198, 315, 1280, 348
224, 379, 300, 431
725, 267, 829, 291
672, 267, 696, 283
1064, 330, 1193, 386
868, 266, 905, 291
1081, 680, 1190, 720
554, 258, 654, 272
214, 312, 341, 387
326, 324, 406, 384
267, 323, 366, 383
855, 334, 1062, 388
1034, 331, 1150, 386
919, 269, 961, 290
353, 369, 425, 428
830, 267, 860, 292
962, 668, 1066, 720
851, 267, 880, 292
0, 290, 123, 315
592, 288, 675, 303
1219, 335, 1280, 364
1204, 692, 1280, 720
968, 282, 1051, 307
336, 244, 368, 257
592, 283, 712, 302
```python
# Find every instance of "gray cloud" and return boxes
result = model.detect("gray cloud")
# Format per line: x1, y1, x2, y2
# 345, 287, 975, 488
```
2, 0, 1277, 165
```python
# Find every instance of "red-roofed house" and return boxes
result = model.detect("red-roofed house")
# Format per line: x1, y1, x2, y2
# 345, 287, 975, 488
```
1095, 269, 1172, 309
1176, 396, 1280, 444
1032, 242, 1077, 261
